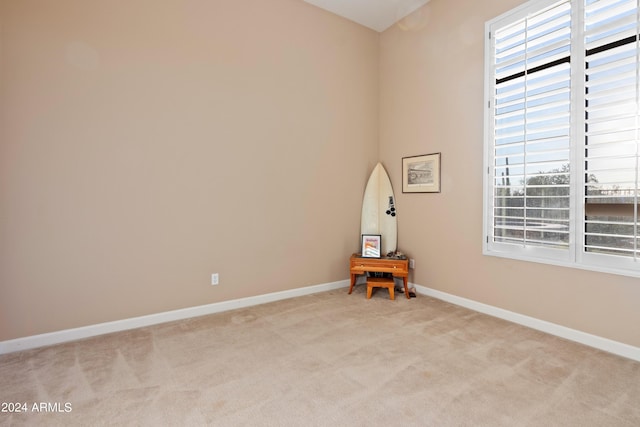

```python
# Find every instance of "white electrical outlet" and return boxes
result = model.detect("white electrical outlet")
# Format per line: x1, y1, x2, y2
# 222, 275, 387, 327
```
211, 273, 219, 285
409, 259, 415, 269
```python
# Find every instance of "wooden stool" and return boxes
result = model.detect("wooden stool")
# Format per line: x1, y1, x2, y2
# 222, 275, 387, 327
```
366, 277, 395, 300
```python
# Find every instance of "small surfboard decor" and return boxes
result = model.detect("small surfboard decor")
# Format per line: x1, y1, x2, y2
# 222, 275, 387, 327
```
361, 162, 398, 256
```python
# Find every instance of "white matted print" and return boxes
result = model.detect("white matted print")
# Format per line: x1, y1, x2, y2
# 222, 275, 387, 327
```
402, 153, 441, 193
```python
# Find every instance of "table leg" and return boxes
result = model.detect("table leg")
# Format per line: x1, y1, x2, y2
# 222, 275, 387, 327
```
403, 277, 410, 299
348, 274, 356, 294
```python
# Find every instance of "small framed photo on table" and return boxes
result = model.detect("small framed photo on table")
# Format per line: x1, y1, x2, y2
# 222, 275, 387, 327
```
361, 234, 382, 258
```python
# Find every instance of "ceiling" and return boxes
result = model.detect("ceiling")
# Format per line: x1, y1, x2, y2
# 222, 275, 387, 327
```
303, 0, 431, 32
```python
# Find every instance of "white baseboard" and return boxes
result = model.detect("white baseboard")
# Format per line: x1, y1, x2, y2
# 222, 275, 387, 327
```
413, 283, 640, 363
0, 280, 350, 355
4, 279, 638, 362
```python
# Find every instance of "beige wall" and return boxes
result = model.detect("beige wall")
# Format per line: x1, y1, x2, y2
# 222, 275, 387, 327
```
380, 0, 640, 347
2, 0, 638, 349
0, 0, 379, 340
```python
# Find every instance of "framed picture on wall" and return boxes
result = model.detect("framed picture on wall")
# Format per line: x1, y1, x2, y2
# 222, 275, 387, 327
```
402, 153, 441, 193
361, 234, 382, 258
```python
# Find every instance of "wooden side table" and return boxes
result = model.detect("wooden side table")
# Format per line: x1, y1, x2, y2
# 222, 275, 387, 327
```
349, 254, 409, 299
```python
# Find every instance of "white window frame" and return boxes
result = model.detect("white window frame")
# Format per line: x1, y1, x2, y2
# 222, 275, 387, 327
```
483, 0, 640, 278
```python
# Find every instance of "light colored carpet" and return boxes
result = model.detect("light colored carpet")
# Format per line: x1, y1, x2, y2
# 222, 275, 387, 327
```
1, 285, 639, 426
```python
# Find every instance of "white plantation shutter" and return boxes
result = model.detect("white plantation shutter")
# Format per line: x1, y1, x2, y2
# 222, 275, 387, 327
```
583, 0, 640, 261
489, 0, 572, 256
485, 0, 640, 276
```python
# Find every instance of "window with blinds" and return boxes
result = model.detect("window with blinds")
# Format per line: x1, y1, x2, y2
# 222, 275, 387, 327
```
485, 0, 640, 276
